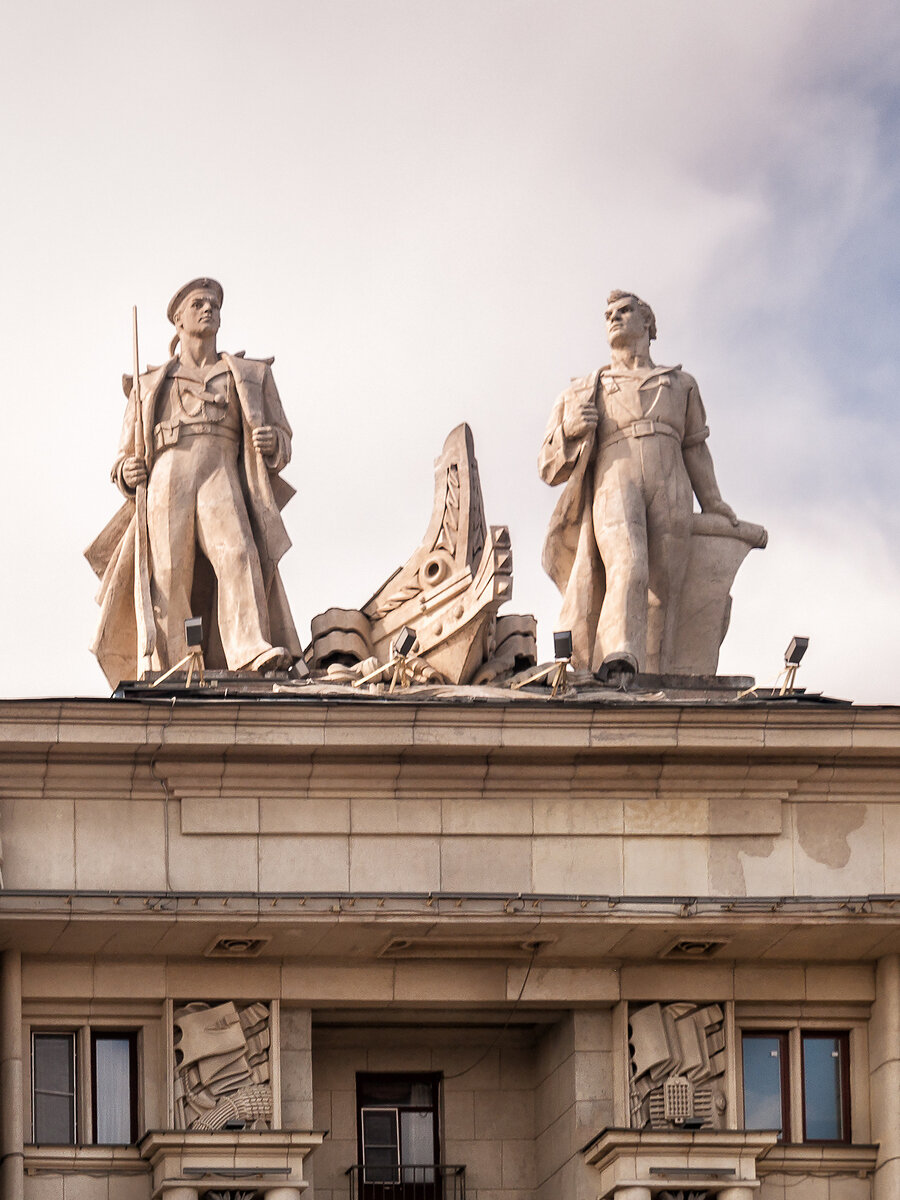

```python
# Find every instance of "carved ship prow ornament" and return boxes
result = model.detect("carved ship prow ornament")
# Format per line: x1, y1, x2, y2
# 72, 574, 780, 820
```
308, 424, 536, 685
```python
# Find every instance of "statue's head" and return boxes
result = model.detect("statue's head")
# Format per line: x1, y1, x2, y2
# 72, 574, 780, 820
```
605, 290, 656, 346
167, 277, 224, 354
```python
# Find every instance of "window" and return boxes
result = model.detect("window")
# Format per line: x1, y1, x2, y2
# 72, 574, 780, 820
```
356, 1073, 440, 1197
91, 1033, 139, 1144
32, 1034, 76, 1143
31, 1030, 138, 1145
801, 1032, 850, 1141
740, 1029, 850, 1143
742, 1032, 790, 1138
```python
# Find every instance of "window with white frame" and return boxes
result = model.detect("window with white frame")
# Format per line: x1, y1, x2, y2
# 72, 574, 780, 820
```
356, 1072, 441, 1188
31, 1029, 139, 1145
740, 1026, 851, 1143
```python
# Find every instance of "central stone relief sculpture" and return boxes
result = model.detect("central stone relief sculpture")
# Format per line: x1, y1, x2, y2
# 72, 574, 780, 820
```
540, 290, 766, 683
627, 1001, 727, 1130
173, 1000, 272, 1131
307, 423, 537, 686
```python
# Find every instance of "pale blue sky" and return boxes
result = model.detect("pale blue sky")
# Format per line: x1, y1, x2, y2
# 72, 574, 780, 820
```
1, 1, 899, 700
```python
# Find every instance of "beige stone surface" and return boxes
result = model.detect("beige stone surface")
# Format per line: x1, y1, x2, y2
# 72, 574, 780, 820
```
539, 289, 765, 675
440, 834, 533, 892
260, 796, 350, 834
258, 834, 349, 891
349, 796, 440, 834
531, 835, 624, 893
75, 799, 167, 890
622, 832, 710, 894
792, 801, 885, 894
0, 799, 76, 889
349, 834, 440, 891
181, 795, 260, 834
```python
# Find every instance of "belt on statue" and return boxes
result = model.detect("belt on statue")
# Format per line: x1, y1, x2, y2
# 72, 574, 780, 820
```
153, 421, 241, 451
600, 419, 681, 447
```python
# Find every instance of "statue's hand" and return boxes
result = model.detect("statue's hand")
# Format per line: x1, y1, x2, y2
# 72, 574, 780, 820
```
122, 456, 148, 489
562, 401, 599, 440
252, 426, 277, 456
704, 499, 739, 526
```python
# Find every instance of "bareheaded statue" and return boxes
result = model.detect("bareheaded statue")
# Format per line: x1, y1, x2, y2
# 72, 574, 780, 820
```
539, 290, 763, 683
86, 278, 301, 685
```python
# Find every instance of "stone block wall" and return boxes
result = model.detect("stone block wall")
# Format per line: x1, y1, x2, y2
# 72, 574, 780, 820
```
309, 1021, 539, 1200
281, 1006, 314, 1127
534, 1011, 615, 1200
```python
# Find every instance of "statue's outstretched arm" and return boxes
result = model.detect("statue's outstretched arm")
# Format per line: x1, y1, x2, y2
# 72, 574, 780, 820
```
683, 440, 737, 524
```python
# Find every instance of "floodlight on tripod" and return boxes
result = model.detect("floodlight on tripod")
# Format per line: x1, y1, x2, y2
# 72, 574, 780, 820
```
511, 630, 572, 697
352, 626, 418, 692
737, 634, 809, 700
779, 635, 809, 694
150, 616, 206, 688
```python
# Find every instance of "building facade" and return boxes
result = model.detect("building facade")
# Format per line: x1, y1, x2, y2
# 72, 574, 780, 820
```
0, 692, 898, 1199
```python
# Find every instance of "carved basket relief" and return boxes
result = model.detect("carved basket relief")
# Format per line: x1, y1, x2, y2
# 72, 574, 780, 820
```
173, 1001, 272, 1130
627, 1002, 726, 1130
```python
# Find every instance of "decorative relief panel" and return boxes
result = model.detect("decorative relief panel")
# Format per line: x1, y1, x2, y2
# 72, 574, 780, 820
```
628, 1002, 727, 1130
173, 1001, 272, 1130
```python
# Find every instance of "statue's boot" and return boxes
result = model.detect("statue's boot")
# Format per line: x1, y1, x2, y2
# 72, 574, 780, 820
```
247, 646, 292, 673
597, 651, 638, 689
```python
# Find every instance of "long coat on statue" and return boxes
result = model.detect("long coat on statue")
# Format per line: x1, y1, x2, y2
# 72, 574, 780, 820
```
538, 368, 605, 669
86, 352, 301, 686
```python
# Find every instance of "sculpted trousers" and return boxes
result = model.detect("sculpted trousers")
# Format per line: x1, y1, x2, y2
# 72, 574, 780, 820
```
591, 435, 693, 673
147, 436, 272, 670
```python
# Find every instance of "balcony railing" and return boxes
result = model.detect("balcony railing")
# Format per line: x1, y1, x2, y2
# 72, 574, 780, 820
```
346, 1163, 466, 1200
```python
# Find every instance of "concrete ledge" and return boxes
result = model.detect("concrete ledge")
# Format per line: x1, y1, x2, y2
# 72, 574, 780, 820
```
582, 1128, 778, 1200
756, 1141, 878, 1176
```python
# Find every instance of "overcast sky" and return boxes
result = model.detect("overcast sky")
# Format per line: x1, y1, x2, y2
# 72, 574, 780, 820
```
2, 1, 899, 702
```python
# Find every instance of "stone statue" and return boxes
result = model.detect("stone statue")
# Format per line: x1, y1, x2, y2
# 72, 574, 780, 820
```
539, 290, 766, 681
86, 278, 301, 685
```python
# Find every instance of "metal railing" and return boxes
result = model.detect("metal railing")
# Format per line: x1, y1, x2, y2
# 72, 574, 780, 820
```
346, 1163, 466, 1200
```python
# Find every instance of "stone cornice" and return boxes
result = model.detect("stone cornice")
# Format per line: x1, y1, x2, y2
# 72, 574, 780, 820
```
2, 697, 900, 759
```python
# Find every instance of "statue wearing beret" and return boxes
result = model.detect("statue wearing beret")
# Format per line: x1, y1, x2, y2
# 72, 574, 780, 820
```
86, 278, 301, 684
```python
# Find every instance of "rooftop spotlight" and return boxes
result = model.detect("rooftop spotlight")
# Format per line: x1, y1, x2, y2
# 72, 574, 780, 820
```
553, 630, 574, 661
780, 635, 809, 694
150, 616, 205, 688
184, 617, 203, 648
511, 630, 573, 698
352, 625, 418, 692
393, 626, 417, 658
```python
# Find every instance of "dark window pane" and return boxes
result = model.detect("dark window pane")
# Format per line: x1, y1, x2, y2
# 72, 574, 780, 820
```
33, 1034, 75, 1143
93, 1036, 134, 1144
33, 1092, 75, 1143
408, 1082, 433, 1106
803, 1034, 846, 1140
742, 1035, 787, 1135
362, 1107, 399, 1147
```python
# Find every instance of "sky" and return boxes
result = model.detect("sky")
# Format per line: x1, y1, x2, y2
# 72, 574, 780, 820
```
1, 0, 899, 703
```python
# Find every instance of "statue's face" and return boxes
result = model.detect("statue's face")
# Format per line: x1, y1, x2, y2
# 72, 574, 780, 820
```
605, 295, 647, 349
177, 289, 221, 338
